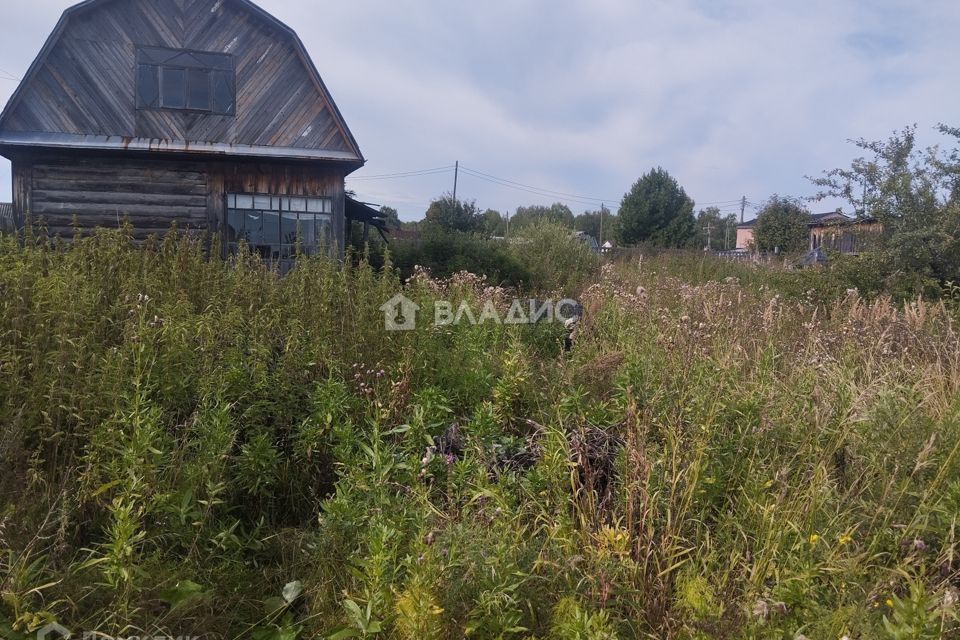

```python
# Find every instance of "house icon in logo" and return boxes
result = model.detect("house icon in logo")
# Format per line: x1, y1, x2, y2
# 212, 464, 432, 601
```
380, 294, 420, 331
37, 622, 71, 640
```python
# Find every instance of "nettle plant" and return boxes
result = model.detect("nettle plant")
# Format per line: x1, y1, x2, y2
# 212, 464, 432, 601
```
1, 227, 960, 638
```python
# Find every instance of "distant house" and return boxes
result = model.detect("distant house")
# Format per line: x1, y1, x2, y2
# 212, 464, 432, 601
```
735, 220, 758, 251
573, 230, 600, 253
808, 213, 881, 253
0, 0, 365, 260
735, 211, 879, 253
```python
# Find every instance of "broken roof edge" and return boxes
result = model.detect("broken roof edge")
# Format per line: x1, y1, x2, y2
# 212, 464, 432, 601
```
0, 132, 365, 165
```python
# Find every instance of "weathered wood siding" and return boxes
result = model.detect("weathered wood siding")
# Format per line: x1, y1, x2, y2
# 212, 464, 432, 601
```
17, 153, 348, 251
23, 155, 209, 239
2, 0, 358, 156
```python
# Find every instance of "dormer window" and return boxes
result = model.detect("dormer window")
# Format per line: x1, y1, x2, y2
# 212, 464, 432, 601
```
136, 46, 236, 115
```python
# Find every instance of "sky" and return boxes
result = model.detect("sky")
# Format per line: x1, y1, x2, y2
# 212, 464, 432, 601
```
0, 0, 958, 222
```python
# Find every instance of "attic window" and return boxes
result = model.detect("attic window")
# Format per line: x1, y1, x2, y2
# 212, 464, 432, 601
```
136, 46, 235, 115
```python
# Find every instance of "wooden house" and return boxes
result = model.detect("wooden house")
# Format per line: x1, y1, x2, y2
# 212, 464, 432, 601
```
0, 0, 365, 259
735, 211, 878, 254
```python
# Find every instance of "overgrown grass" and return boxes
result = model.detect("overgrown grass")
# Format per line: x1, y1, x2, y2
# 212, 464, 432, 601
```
2, 229, 960, 639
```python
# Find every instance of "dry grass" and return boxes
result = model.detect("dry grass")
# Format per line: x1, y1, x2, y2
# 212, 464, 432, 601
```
1, 231, 959, 639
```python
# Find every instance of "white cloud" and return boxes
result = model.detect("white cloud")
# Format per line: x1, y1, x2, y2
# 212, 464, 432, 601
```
1, 0, 958, 220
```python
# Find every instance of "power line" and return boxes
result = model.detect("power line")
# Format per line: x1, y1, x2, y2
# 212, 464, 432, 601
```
346, 166, 454, 181
460, 165, 618, 203
459, 169, 610, 207
347, 161, 754, 214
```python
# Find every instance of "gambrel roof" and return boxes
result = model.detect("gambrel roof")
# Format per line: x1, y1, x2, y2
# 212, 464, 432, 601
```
0, 0, 364, 166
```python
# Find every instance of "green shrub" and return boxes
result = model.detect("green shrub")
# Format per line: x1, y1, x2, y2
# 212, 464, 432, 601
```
1, 228, 959, 638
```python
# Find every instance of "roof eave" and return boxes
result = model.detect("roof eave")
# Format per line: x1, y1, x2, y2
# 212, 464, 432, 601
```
0, 132, 364, 165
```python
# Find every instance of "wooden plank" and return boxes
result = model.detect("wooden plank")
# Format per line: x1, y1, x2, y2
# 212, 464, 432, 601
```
44, 225, 208, 240
33, 163, 205, 180
12, 160, 34, 228
34, 189, 207, 208
33, 178, 207, 196
33, 202, 208, 219
207, 163, 227, 257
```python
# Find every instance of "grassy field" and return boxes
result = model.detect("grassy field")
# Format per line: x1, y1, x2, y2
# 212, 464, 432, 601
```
2, 230, 960, 639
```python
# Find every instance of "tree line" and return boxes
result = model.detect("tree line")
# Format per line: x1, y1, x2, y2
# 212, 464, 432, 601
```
371, 123, 960, 296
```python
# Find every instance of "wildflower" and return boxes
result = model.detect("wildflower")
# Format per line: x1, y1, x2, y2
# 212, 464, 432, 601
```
838, 534, 852, 545
751, 599, 768, 620
885, 598, 894, 608
809, 534, 819, 545
944, 587, 959, 608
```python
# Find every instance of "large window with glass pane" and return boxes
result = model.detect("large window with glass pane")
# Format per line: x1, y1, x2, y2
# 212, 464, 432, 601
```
225, 194, 333, 260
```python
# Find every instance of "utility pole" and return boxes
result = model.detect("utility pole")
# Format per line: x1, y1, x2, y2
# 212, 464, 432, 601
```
703, 222, 714, 251
599, 203, 604, 246
452, 161, 459, 203
740, 196, 747, 224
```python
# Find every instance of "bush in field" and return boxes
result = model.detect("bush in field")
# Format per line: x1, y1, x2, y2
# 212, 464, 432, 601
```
2, 228, 960, 639
388, 221, 599, 293
387, 225, 529, 286
512, 220, 600, 293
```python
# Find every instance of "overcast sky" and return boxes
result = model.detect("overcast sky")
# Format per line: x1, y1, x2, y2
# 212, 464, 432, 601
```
1, 0, 958, 221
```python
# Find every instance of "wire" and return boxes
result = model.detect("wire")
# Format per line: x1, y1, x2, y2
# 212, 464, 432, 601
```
460, 165, 618, 203
346, 166, 454, 181
346, 161, 753, 214
459, 170, 610, 207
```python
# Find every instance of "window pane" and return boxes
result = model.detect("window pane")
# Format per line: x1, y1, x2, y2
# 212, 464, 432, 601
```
306, 198, 326, 213
315, 214, 331, 252
226, 210, 247, 244
161, 67, 186, 108
299, 214, 317, 247
244, 211, 263, 245
254, 195, 272, 210
211, 69, 235, 115
289, 197, 307, 212
187, 68, 210, 110
138, 47, 234, 115
280, 211, 298, 258
136, 64, 159, 108
261, 210, 281, 245
234, 194, 254, 209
